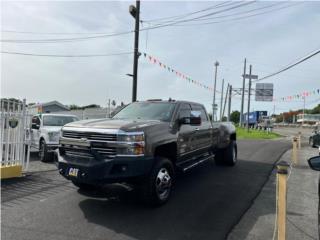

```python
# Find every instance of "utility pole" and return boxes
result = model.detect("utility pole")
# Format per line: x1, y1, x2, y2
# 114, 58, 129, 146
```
129, 0, 140, 102
220, 78, 224, 121
213, 61, 219, 122
227, 85, 232, 121
247, 65, 252, 132
222, 84, 229, 119
108, 99, 111, 118
302, 96, 306, 125
240, 58, 247, 127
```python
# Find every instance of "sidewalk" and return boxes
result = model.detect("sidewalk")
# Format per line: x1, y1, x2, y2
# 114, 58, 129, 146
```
23, 152, 57, 174
228, 146, 319, 240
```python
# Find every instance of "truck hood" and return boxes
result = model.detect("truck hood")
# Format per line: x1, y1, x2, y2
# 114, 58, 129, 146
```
63, 118, 163, 131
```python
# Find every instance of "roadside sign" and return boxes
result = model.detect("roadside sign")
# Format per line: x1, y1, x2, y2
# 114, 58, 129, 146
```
242, 74, 258, 80
255, 83, 273, 101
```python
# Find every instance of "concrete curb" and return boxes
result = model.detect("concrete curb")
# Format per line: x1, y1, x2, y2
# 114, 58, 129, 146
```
227, 146, 319, 240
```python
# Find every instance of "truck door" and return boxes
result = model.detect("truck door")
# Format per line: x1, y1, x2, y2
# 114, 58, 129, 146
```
190, 104, 212, 157
176, 103, 196, 163
31, 115, 41, 149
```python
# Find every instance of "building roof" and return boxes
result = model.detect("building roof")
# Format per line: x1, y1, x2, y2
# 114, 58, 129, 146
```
29, 101, 70, 111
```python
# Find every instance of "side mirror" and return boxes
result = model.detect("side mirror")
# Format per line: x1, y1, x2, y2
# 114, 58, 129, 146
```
308, 156, 320, 171
190, 116, 201, 125
31, 123, 40, 130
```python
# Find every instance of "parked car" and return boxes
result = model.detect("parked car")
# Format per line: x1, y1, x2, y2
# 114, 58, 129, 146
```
308, 156, 320, 170
309, 128, 320, 148
30, 113, 79, 162
57, 99, 237, 206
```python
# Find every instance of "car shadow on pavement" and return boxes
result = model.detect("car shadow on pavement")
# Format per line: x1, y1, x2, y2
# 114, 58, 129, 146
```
78, 159, 277, 240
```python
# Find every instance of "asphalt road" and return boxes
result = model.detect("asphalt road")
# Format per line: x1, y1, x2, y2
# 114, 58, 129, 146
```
2, 139, 290, 240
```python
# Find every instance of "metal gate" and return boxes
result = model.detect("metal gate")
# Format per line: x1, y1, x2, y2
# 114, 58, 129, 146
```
1, 99, 31, 178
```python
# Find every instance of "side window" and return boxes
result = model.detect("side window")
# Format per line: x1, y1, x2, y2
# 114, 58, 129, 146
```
32, 116, 40, 125
191, 104, 208, 122
199, 107, 208, 122
178, 103, 192, 119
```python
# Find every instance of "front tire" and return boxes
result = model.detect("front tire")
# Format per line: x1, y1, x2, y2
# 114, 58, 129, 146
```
140, 157, 174, 206
39, 140, 52, 162
215, 140, 237, 166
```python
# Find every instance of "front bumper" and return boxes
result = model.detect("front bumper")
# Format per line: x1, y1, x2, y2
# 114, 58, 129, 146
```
57, 150, 153, 184
46, 144, 59, 152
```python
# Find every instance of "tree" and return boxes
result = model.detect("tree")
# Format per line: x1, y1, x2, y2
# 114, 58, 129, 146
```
230, 111, 240, 124
311, 104, 320, 114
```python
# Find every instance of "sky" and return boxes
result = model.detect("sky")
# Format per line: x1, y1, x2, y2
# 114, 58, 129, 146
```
1, 0, 320, 116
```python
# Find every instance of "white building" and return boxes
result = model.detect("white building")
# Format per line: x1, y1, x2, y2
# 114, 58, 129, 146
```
296, 114, 320, 124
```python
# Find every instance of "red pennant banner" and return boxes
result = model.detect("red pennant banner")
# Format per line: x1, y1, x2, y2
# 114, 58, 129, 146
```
142, 52, 222, 93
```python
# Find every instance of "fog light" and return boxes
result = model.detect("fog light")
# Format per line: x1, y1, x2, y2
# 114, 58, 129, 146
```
121, 166, 127, 172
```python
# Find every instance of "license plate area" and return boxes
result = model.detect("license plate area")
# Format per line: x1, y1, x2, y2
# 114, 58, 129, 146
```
68, 168, 79, 177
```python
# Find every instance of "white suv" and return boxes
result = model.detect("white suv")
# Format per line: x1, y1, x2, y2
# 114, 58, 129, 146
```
30, 113, 79, 162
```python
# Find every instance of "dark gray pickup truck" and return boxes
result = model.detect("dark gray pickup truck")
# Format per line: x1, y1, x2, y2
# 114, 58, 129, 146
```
57, 99, 237, 205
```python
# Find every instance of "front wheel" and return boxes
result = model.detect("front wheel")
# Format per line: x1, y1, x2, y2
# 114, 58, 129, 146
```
140, 157, 174, 206
215, 140, 237, 166
39, 140, 53, 162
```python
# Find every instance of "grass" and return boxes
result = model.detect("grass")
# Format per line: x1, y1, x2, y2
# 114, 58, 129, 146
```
236, 127, 281, 140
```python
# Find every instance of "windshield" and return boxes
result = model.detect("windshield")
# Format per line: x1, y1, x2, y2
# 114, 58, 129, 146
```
43, 116, 79, 126
113, 102, 176, 122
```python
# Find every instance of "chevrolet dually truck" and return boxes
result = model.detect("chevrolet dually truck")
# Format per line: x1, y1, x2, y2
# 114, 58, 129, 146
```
57, 100, 237, 205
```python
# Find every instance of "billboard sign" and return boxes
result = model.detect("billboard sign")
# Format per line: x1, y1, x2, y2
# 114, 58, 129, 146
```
255, 83, 273, 101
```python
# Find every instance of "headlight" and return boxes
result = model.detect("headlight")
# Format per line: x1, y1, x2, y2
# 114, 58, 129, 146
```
117, 132, 145, 156
48, 131, 60, 142
117, 133, 144, 142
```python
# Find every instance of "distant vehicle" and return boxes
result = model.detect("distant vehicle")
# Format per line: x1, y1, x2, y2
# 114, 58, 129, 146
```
243, 111, 267, 128
57, 99, 237, 206
257, 116, 273, 130
309, 128, 320, 148
30, 113, 79, 162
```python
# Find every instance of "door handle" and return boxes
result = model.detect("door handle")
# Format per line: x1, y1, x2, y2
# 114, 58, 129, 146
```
194, 128, 200, 131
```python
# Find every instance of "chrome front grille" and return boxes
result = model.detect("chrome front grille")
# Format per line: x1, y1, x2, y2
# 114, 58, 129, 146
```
61, 130, 117, 159
62, 131, 117, 142
63, 145, 117, 159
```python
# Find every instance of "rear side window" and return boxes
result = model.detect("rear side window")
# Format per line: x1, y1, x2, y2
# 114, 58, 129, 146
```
191, 104, 208, 122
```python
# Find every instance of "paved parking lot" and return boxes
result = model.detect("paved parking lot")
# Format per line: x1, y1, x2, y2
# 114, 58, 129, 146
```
2, 139, 291, 240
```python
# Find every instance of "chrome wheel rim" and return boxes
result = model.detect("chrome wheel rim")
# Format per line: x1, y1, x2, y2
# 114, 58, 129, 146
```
155, 167, 172, 201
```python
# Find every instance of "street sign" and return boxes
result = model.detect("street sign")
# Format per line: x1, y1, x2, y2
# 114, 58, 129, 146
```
255, 83, 273, 101
242, 74, 258, 80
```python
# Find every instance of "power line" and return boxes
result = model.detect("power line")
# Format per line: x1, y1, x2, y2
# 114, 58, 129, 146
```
1, 2, 235, 35
142, 1, 237, 23
148, 1, 256, 27
1, 31, 134, 43
1, 1, 255, 44
1, 30, 128, 35
172, 2, 301, 27
257, 47, 320, 82
183, 2, 286, 22
1, 51, 133, 57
